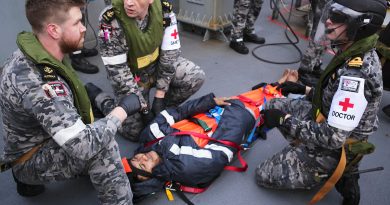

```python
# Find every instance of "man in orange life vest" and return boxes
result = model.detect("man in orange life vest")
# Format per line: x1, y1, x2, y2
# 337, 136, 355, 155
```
121, 92, 261, 200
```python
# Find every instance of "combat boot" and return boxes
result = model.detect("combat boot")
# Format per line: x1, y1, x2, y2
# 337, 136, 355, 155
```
335, 174, 360, 205
13, 171, 45, 197
229, 40, 249, 54
80, 47, 98, 57
70, 53, 99, 74
243, 33, 265, 44
383, 104, 390, 118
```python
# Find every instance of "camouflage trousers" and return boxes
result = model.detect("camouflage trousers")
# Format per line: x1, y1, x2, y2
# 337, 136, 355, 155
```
256, 98, 339, 189
298, 40, 326, 86
230, 0, 264, 40
12, 139, 132, 205
100, 56, 205, 141
298, 0, 331, 87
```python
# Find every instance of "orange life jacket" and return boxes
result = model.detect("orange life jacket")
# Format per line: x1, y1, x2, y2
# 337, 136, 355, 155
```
122, 85, 282, 204
171, 85, 282, 147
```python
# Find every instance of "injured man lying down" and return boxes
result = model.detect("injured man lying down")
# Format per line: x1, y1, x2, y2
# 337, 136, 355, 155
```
119, 86, 282, 203
85, 82, 281, 203
124, 93, 253, 202
122, 82, 281, 204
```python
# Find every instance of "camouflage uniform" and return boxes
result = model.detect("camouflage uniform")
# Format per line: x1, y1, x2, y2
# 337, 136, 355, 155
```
98, 4, 205, 141
230, 0, 264, 40
0, 50, 132, 205
256, 49, 383, 189
298, 0, 332, 87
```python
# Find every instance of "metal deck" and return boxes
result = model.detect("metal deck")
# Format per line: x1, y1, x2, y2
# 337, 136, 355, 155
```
1, 1, 389, 204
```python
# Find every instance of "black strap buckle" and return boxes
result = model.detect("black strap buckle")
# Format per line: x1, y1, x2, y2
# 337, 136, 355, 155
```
170, 182, 194, 205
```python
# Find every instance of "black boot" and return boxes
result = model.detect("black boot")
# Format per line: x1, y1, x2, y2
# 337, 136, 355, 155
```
383, 104, 390, 118
243, 33, 266, 44
229, 40, 249, 54
335, 174, 360, 205
12, 171, 45, 197
81, 47, 98, 57
70, 54, 99, 74
85, 83, 105, 118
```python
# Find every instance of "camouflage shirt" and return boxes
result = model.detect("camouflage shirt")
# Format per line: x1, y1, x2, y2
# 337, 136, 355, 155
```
98, 5, 180, 107
285, 49, 383, 150
0, 50, 122, 163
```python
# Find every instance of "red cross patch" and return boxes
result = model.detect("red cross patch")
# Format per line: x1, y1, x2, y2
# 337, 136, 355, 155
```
171, 29, 178, 39
339, 98, 354, 112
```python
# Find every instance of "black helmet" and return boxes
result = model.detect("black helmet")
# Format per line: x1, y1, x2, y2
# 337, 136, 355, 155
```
131, 177, 165, 202
331, 0, 387, 41
379, 23, 390, 46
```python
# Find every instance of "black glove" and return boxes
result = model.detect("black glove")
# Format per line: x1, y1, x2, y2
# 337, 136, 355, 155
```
118, 94, 141, 116
152, 97, 166, 115
251, 82, 268, 90
277, 81, 306, 96
260, 109, 287, 129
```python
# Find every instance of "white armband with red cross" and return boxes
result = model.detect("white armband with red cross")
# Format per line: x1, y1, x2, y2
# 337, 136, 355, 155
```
327, 76, 367, 131
161, 13, 181, 51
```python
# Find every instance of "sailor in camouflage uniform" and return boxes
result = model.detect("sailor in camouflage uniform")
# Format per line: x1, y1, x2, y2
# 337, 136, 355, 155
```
0, 0, 142, 204
97, 0, 205, 141
229, 0, 266, 54
255, 0, 387, 204
298, 0, 332, 87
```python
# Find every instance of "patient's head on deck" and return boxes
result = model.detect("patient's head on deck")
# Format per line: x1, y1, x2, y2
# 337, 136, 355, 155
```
130, 150, 161, 181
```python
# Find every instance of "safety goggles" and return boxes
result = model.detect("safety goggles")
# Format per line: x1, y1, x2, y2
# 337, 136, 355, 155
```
328, 10, 349, 24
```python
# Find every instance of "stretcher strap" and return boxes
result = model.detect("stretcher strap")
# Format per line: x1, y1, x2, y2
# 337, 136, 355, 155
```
180, 185, 208, 194
237, 94, 262, 106
144, 136, 164, 147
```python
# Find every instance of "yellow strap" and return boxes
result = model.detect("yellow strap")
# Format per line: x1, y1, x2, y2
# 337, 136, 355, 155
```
136, 48, 159, 69
165, 188, 174, 201
308, 145, 346, 205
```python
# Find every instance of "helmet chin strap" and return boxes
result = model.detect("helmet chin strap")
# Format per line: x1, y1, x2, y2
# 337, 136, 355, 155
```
329, 27, 351, 52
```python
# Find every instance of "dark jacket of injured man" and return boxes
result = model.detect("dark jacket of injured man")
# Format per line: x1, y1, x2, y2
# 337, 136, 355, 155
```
123, 93, 257, 200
